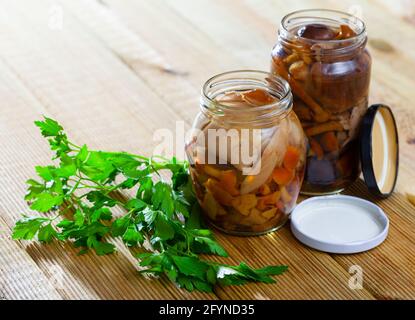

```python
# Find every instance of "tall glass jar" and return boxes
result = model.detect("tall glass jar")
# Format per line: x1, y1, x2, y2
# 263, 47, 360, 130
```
271, 9, 372, 195
185, 71, 307, 235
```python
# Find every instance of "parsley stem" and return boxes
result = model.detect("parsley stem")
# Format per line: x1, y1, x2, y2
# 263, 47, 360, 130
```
55, 204, 74, 219
159, 242, 165, 252
68, 141, 81, 150
106, 182, 127, 194
75, 174, 104, 186
68, 178, 82, 196
92, 150, 150, 162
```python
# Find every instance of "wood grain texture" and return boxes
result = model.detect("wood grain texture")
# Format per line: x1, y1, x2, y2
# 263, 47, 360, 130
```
0, 0, 414, 300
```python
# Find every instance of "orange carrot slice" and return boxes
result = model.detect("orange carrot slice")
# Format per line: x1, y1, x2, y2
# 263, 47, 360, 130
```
257, 191, 281, 210
283, 146, 301, 170
320, 131, 339, 152
219, 170, 240, 196
204, 179, 233, 206
242, 88, 276, 106
272, 167, 294, 186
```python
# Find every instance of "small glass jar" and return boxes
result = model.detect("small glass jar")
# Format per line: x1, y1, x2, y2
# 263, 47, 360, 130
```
271, 9, 372, 195
185, 70, 307, 235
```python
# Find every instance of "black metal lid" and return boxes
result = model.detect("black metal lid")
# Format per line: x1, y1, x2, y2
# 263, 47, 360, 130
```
360, 104, 399, 198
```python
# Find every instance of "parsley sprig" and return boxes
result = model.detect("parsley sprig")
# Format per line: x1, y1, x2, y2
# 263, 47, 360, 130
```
12, 117, 288, 292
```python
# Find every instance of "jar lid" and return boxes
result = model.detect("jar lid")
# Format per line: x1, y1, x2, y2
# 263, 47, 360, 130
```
291, 195, 389, 254
360, 104, 399, 198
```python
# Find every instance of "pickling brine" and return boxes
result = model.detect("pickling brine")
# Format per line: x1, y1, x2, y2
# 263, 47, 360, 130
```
271, 10, 371, 195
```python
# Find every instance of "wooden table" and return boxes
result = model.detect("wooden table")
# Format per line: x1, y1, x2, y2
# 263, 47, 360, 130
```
0, 0, 414, 300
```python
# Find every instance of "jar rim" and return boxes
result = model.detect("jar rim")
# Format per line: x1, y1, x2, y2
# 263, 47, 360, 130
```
280, 9, 366, 44
201, 70, 292, 124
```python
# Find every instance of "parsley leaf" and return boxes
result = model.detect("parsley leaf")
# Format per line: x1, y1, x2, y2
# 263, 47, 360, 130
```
12, 217, 49, 240
30, 193, 63, 212
34, 117, 63, 137
38, 223, 57, 243
152, 182, 175, 217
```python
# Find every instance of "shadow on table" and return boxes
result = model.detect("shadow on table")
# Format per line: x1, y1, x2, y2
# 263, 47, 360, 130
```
23, 239, 172, 299
343, 178, 378, 200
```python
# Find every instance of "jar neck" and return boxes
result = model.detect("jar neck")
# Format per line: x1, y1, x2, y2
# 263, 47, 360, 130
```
200, 70, 293, 128
278, 9, 367, 59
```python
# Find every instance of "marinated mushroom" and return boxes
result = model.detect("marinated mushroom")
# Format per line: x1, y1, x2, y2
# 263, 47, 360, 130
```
186, 87, 306, 234
271, 19, 371, 194
297, 23, 337, 40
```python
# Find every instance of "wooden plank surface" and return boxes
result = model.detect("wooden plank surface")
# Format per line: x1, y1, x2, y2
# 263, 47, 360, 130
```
0, 0, 414, 300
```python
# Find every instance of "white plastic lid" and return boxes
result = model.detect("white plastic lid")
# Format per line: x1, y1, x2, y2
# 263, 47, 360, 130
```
290, 195, 389, 254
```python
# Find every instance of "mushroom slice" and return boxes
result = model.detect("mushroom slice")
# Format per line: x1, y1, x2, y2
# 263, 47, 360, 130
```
240, 119, 289, 194
217, 91, 245, 107
241, 88, 277, 106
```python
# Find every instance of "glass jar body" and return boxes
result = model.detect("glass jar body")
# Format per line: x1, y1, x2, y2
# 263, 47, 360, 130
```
185, 71, 307, 235
270, 10, 372, 195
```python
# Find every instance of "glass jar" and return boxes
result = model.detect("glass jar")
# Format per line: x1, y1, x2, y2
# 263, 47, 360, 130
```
271, 9, 372, 195
185, 70, 307, 235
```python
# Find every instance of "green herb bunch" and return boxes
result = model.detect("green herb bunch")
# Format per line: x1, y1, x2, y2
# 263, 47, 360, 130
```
12, 117, 288, 292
